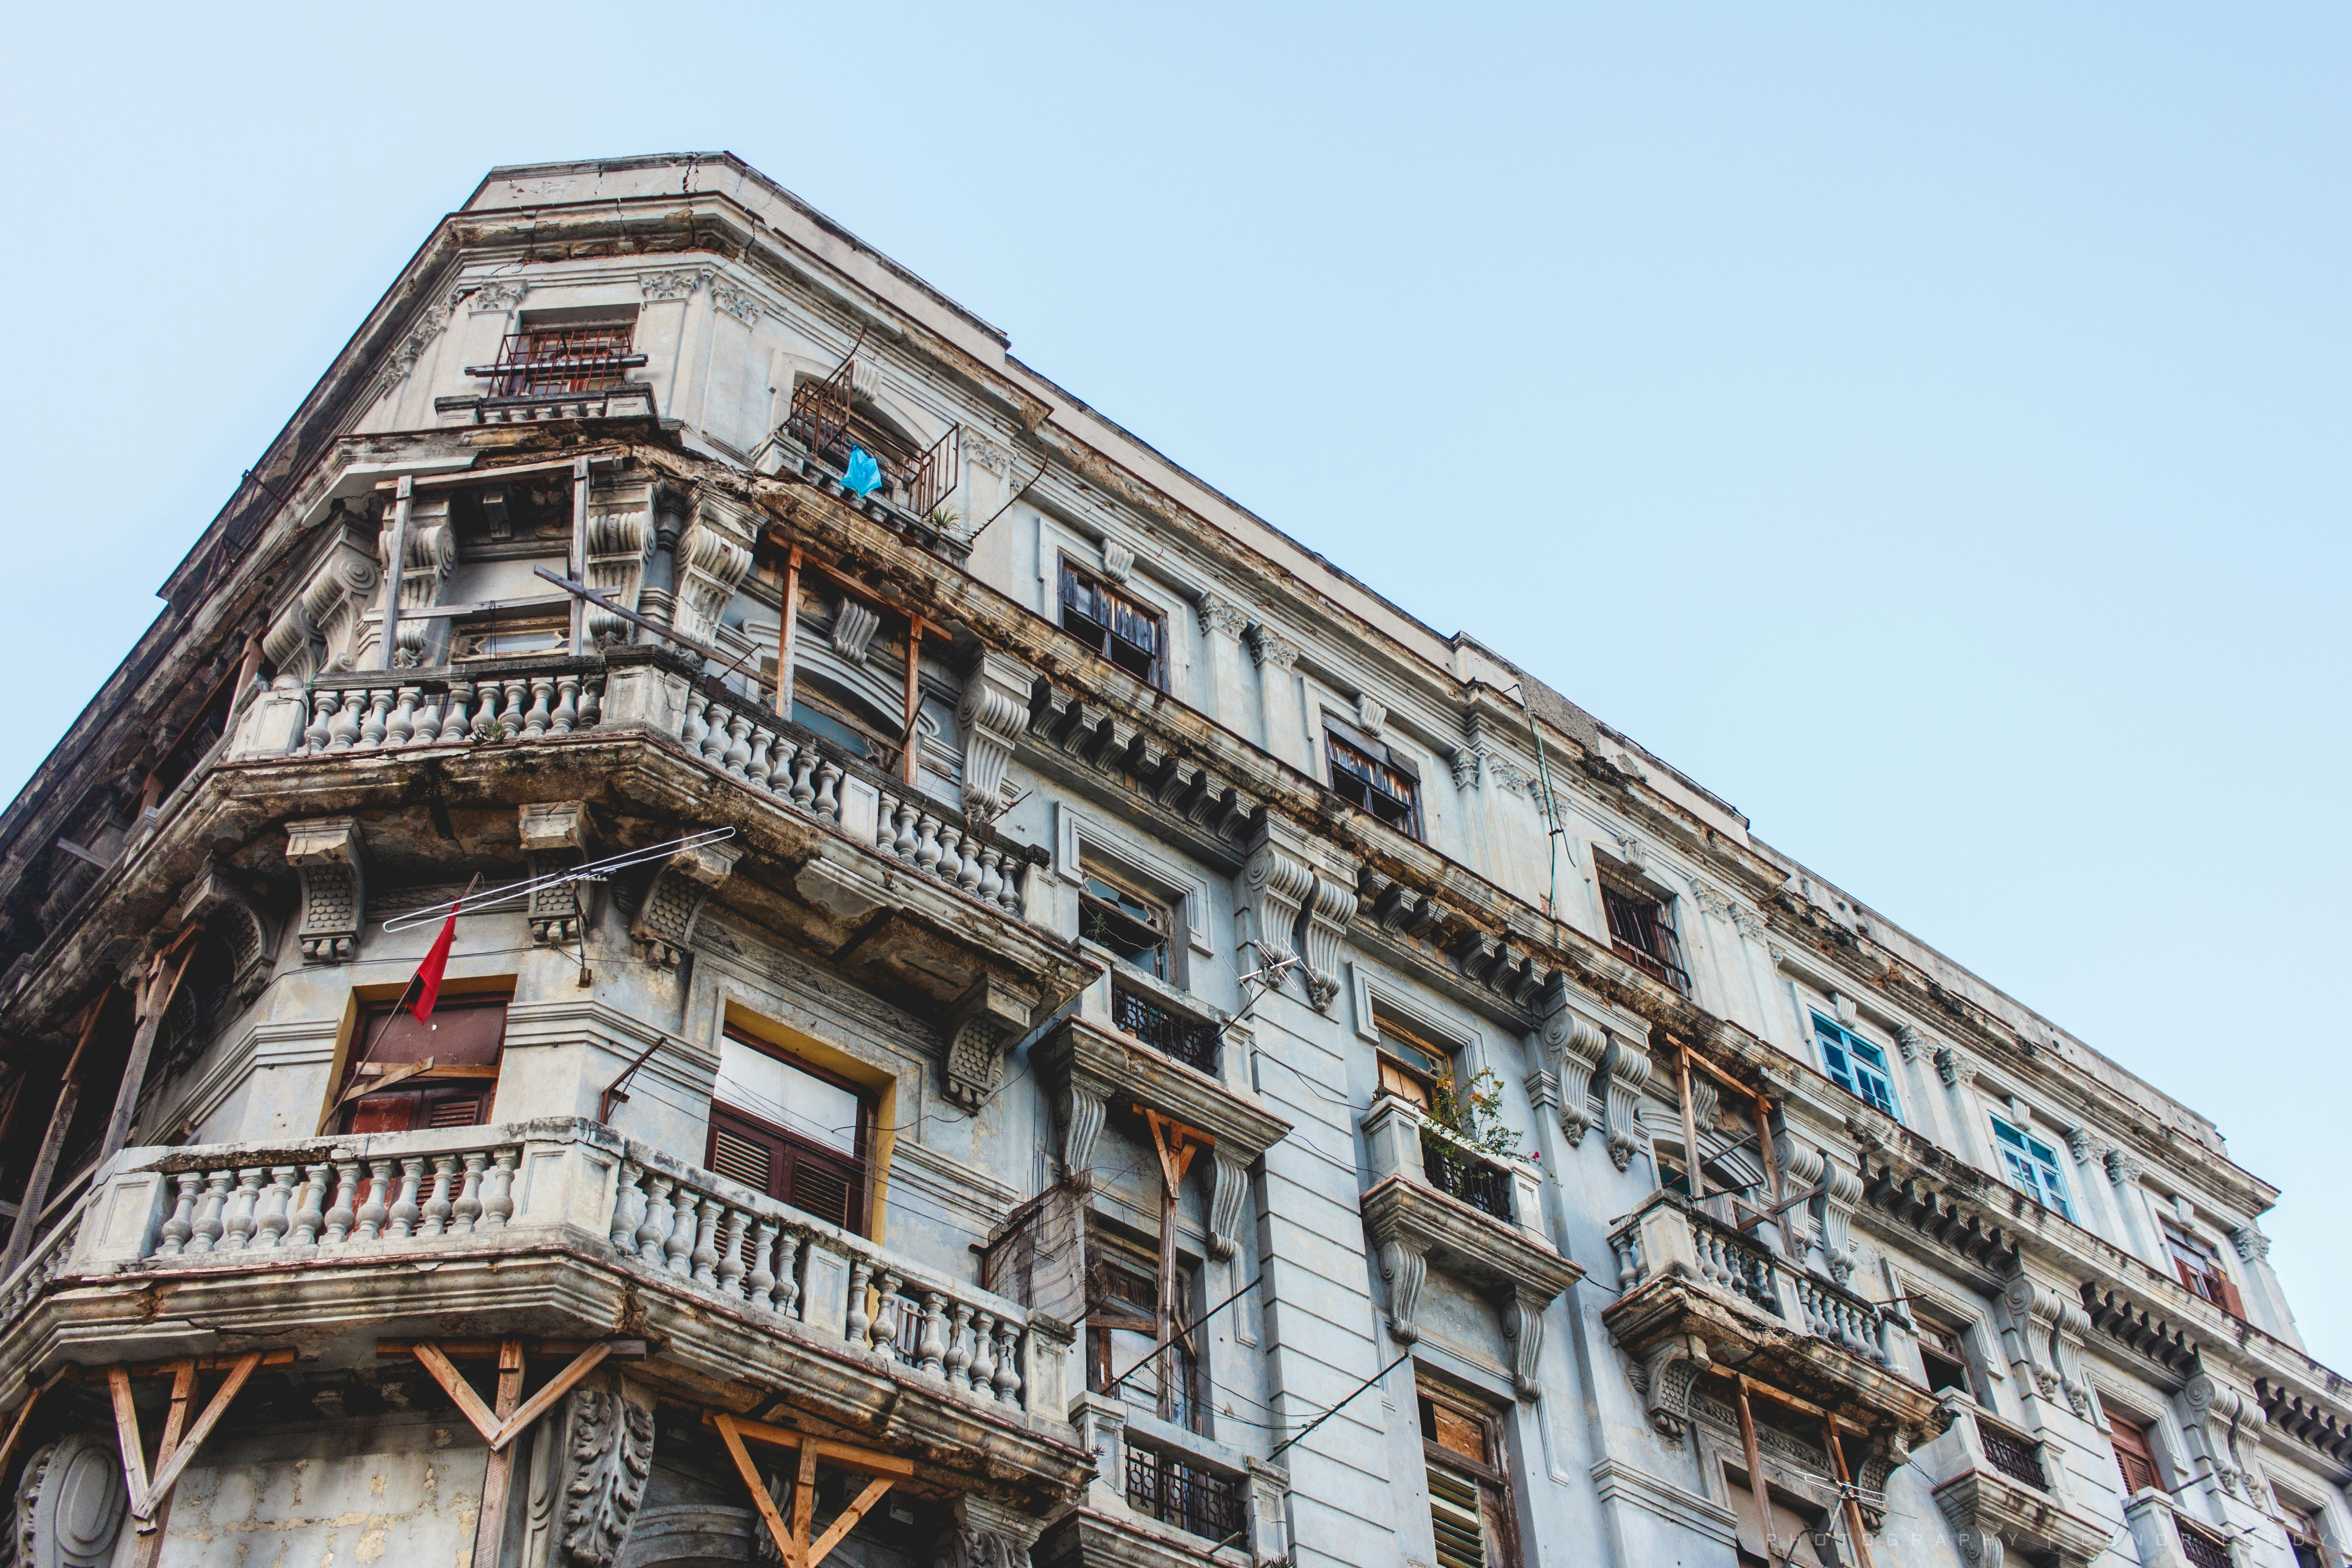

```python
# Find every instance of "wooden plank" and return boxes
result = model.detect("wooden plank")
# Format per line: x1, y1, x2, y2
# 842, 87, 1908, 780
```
369, 451, 622, 493
128, 1362, 196, 1564
138, 1351, 263, 1512
409, 1342, 503, 1446
380, 476, 412, 672
568, 456, 590, 657
486, 1342, 610, 1450
98, 940, 201, 1165
788, 1440, 818, 1566
1723, 1371, 1867, 1437
469, 1341, 526, 1568
806, 1476, 894, 1568
1731, 1374, 1779, 1565
900, 618, 923, 787
695, 1413, 916, 1479
3, 998, 104, 1276
375, 1338, 643, 1361
715, 1414, 797, 1565
777, 546, 801, 714
0, 1366, 74, 1483
107, 1366, 153, 1515
1822, 1415, 1877, 1568
122, 1351, 295, 1377
1677, 1045, 1706, 1203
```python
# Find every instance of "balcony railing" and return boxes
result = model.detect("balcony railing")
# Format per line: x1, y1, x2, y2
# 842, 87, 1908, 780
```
1124, 1445, 1243, 1541
2176, 1521, 2233, 1568
1419, 1131, 1515, 1225
1976, 1418, 2047, 1490
1112, 984, 1219, 1075
1609, 1192, 1901, 1360
290, 659, 609, 754
15, 1121, 1068, 1421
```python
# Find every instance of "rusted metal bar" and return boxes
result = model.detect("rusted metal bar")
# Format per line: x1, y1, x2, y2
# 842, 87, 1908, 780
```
906, 424, 961, 520
777, 545, 802, 713
1678, 1044, 1706, 1203
568, 456, 591, 657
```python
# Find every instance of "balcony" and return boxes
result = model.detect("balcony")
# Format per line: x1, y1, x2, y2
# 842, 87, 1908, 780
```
0, 1119, 1089, 1498
1030, 1016, 1289, 1263
1915, 1393, 2111, 1568
1358, 1096, 1581, 1398
1053, 1390, 1283, 1568
1603, 1191, 1939, 1442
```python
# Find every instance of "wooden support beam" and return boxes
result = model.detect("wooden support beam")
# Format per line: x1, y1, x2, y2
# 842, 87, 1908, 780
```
695, 1413, 914, 1478
708, 1412, 910, 1568
1730, 1373, 1779, 1564
376, 1338, 644, 1361
127, 1361, 196, 1568
107, 1350, 264, 1524
806, 1476, 896, 1567
3, 999, 105, 1276
98, 930, 202, 1168
568, 457, 590, 657
407, 1339, 612, 1451
1822, 1415, 1878, 1568
0, 1366, 76, 1483
380, 476, 412, 671
121, 1351, 295, 1377
1720, 1371, 1868, 1438
777, 545, 802, 715
900, 616, 925, 786
469, 1341, 525, 1568
715, 1413, 798, 1565
1677, 1045, 1706, 1203
1755, 1089, 1780, 1205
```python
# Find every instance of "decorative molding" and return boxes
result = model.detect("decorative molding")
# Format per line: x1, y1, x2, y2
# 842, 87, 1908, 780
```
584, 487, 656, 647
1355, 694, 1387, 737
1242, 818, 1315, 999
286, 817, 365, 963
629, 837, 740, 970
671, 494, 756, 647
1377, 1233, 1427, 1343
167, 866, 275, 1004
275, 531, 381, 676
468, 279, 528, 313
1246, 624, 1298, 672
2183, 1357, 2266, 1502
1196, 592, 1250, 637
1820, 1152, 1862, 1286
943, 975, 1029, 1112
1538, 980, 1612, 1149
1598, 1035, 1653, 1172
1503, 1287, 1547, 1400
1209, 1149, 1251, 1262
829, 599, 882, 663
639, 268, 709, 301
2231, 1225, 2269, 1264
1895, 1023, 1930, 1062
1637, 1332, 1711, 1437
2104, 1147, 2142, 1188
1299, 864, 1359, 1013
2064, 1127, 2094, 1167
557, 1378, 656, 1566
14, 1433, 127, 1568
1934, 1045, 1970, 1088
389, 302, 451, 380
958, 651, 1035, 819
1098, 539, 1135, 584
519, 802, 595, 946
710, 278, 761, 325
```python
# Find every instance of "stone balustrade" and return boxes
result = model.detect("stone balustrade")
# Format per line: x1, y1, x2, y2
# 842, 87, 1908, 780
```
1608, 1190, 1893, 1362
678, 684, 847, 824
291, 661, 608, 755
26, 1120, 1067, 1425
872, 786, 1029, 918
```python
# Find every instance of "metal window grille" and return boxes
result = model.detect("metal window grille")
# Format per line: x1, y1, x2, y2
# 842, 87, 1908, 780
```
1112, 985, 1218, 1074
1600, 882, 1690, 993
2176, 1523, 2233, 1568
1420, 1132, 1515, 1223
1124, 1447, 1242, 1541
1978, 1422, 2046, 1490
786, 348, 858, 465
489, 326, 637, 397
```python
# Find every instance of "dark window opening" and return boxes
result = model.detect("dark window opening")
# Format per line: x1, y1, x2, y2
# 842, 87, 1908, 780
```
1324, 726, 1421, 840
1080, 872, 1171, 980
2163, 1221, 2244, 1318
1419, 1384, 1520, 1568
1060, 562, 1166, 688
337, 994, 510, 1136
1600, 878, 1690, 994
707, 1030, 872, 1235
489, 322, 637, 397
1086, 1230, 1201, 1433
1917, 1323, 1972, 1399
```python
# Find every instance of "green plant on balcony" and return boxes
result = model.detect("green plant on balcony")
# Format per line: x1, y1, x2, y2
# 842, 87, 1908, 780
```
1429, 1067, 1523, 1161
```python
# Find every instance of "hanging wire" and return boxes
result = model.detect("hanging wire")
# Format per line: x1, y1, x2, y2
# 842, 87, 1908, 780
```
379, 828, 739, 933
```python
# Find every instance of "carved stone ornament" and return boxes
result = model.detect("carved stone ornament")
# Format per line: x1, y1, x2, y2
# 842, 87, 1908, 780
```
2232, 1225, 2270, 1263
1242, 818, 1316, 999
1379, 1234, 1428, 1343
931, 1494, 1039, 1568
1299, 863, 1360, 1013
1638, 1331, 1711, 1438
1246, 623, 1299, 671
1934, 1045, 1969, 1088
958, 650, 1035, 818
520, 802, 595, 946
671, 492, 756, 646
829, 598, 882, 663
557, 1379, 656, 1566
943, 974, 1030, 1112
2104, 1147, 2143, 1188
1355, 693, 1387, 737
1895, 1023, 1930, 1062
2183, 1356, 2267, 1500
2001, 1270, 2096, 1421
286, 816, 366, 963
1209, 1148, 1252, 1263
629, 836, 741, 970
167, 865, 275, 1003
584, 485, 656, 647
1098, 538, 1135, 584
639, 267, 709, 301
271, 531, 381, 677
380, 494, 459, 666
1538, 979, 1612, 1149
469, 278, 528, 313
1598, 1034, 1653, 1172
710, 278, 760, 324
14, 1433, 127, 1568
1196, 591, 1251, 637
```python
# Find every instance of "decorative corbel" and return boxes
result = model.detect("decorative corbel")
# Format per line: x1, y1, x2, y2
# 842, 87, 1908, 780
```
1242, 818, 1316, 995
1857, 1427, 1909, 1531
830, 598, 882, 662
2183, 1356, 2267, 1502
1504, 1288, 1548, 1401
539, 1375, 656, 1568
1597, 1034, 1652, 1172
1056, 1079, 1107, 1186
168, 866, 275, 1003
286, 817, 365, 964
1934, 1045, 1970, 1089
294, 529, 382, 673
942, 975, 1030, 1113
519, 802, 595, 946
583, 482, 657, 647
1819, 1152, 1863, 1286
1636, 1333, 1710, 1438
1299, 861, 1360, 1013
1894, 1023, 1930, 1062
2000, 1271, 2093, 1421
1209, 1149, 1252, 1262
379, 494, 458, 667
1537, 979, 1612, 1149
1774, 1133, 1827, 1262
628, 836, 741, 970
670, 492, 756, 646
957, 650, 1034, 819
1376, 1233, 1428, 1343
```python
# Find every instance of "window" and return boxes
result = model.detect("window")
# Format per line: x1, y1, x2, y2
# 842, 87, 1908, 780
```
1375, 1016, 1454, 1113
2162, 1221, 2245, 1317
1060, 561, 1166, 687
1420, 1383, 1520, 1568
1917, 1322, 1973, 1399
2109, 1415, 2163, 1498
2284, 1501, 2331, 1568
1810, 1013, 1901, 1121
1990, 1117, 2073, 1220
338, 994, 509, 1134
1112, 985, 1217, 1074
1124, 1447, 1240, 1542
1599, 877, 1690, 994
1086, 1227, 1201, 1432
488, 321, 637, 397
1324, 722, 1422, 839
706, 1031, 872, 1234
451, 617, 569, 662
1724, 1461, 1833, 1568
792, 678, 903, 774
1079, 871, 1172, 980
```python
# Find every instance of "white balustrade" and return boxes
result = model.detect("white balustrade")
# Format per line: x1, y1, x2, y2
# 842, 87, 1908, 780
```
295, 667, 605, 755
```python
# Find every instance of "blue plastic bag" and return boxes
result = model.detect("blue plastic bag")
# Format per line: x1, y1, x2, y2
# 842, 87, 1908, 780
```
843, 447, 882, 497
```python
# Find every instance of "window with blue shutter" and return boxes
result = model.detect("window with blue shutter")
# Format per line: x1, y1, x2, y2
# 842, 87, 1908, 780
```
1810, 1013, 1901, 1122
1990, 1117, 2073, 1220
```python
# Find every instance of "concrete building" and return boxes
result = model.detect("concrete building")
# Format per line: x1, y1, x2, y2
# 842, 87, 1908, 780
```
0, 152, 2342, 1568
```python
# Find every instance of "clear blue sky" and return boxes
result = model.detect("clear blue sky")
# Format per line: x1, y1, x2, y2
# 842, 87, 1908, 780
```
4, 6, 2344, 1362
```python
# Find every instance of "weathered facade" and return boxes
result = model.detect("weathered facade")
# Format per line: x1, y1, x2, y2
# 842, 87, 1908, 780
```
0, 152, 2342, 1568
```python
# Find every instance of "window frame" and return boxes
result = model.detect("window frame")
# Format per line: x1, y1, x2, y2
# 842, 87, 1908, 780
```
1323, 719, 1424, 840
1989, 1116, 2073, 1220
1915, 1318, 1975, 1401
1597, 874, 1691, 994
2161, 1220, 2244, 1317
2107, 1412, 2165, 1498
1086, 1221, 1203, 1434
1808, 1012, 1902, 1122
337, 992, 510, 1136
706, 1029, 876, 1236
1058, 557, 1167, 690
1417, 1377, 1522, 1568
1078, 865, 1175, 982
1373, 1014, 1456, 1115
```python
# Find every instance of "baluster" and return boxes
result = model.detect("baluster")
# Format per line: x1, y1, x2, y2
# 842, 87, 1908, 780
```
956, 836, 984, 893
917, 1291, 949, 1374
356, 1159, 394, 1240
636, 1174, 675, 1263
503, 678, 531, 738
578, 678, 602, 728
385, 686, 419, 747
289, 1162, 328, 1247
665, 1186, 699, 1275
914, 814, 943, 872
481, 1150, 517, 1230
722, 713, 753, 777
934, 828, 963, 886
977, 848, 1004, 906
522, 677, 554, 739
326, 691, 365, 752
813, 761, 840, 819
746, 1220, 779, 1312
967, 1311, 997, 1395
413, 687, 445, 747
993, 1321, 1023, 1404
359, 690, 393, 749
689, 1197, 725, 1284
421, 1155, 458, 1236
1001, 857, 1028, 917
324, 1161, 360, 1244
745, 727, 775, 792
304, 690, 338, 755
612, 1163, 648, 1251
222, 1168, 265, 1250
892, 798, 919, 858
451, 1152, 487, 1234
387, 1157, 424, 1239
845, 1259, 873, 1347
774, 1229, 804, 1320
714, 1205, 748, 1296
681, 692, 710, 753
471, 680, 503, 740
945, 1302, 975, 1387
157, 1173, 201, 1256
787, 747, 817, 808
550, 674, 580, 736
438, 680, 474, 743
870, 1272, 903, 1354
876, 791, 900, 851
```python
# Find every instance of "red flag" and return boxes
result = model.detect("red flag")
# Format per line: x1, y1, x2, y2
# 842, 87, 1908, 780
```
407, 909, 458, 1025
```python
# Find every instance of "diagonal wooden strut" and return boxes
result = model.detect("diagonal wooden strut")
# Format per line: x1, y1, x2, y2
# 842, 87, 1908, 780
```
707, 1412, 910, 1568
406, 1338, 612, 1451
106, 1350, 264, 1523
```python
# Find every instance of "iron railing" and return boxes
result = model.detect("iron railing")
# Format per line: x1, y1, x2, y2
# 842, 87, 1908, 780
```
1112, 985, 1218, 1075
483, 326, 643, 397
1977, 1421, 2046, 1490
906, 424, 961, 519
2176, 1522, 2232, 1568
785, 338, 860, 465
1125, 1446, 1242, 1541
1420, 1132, 1515, 1224
1602, 882, 1691, 993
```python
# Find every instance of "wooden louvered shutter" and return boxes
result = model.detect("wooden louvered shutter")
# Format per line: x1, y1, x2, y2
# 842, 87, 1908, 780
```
2111, 1418, 2161, 1497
